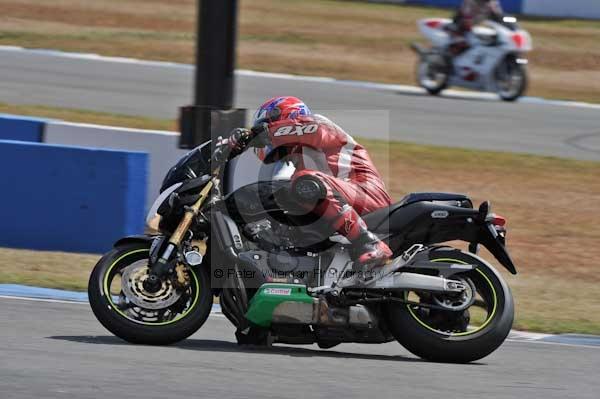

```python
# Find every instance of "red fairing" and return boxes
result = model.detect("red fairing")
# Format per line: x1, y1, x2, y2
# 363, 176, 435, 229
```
267, 114, 392, 214
511, 33, 525, 49
491, 214, 507, 227
426, 19, 443, 29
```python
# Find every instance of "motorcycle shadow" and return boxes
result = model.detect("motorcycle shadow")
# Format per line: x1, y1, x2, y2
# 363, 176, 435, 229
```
48, 335, 427, 363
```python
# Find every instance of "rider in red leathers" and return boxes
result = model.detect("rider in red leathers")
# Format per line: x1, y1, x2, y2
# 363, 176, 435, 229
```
224, 96, 393, 271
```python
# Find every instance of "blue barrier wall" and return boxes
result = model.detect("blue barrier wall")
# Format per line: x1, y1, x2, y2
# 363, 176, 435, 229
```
0, 114, 48, 142
501, 0, 524, 13
523, 0, 600, 19
370, 0, 600, 18
404, 0, 523, 14
406, 0, 462, 7
0, 140, 148, 253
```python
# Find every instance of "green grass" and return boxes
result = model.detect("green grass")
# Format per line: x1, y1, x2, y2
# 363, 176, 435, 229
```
0, 247, 98, 292
0, 101, 176, 131
0, 103, 599, 335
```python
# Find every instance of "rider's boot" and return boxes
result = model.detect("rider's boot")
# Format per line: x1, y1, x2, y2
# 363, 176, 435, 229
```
353, 229, 393, 268
330, 203, 392, 272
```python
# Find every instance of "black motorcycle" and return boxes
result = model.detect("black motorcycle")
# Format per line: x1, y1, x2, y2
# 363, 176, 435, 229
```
89, 139, 516, 363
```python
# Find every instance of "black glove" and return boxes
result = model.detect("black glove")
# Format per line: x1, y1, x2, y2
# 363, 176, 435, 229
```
227, 128, 254, 157
211, 128, 254, 167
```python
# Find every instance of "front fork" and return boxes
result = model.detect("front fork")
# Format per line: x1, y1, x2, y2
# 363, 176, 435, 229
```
145, 178, 216, 290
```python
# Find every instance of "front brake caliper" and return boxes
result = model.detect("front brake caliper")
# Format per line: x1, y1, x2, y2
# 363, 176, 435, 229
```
174, 264, 191, 290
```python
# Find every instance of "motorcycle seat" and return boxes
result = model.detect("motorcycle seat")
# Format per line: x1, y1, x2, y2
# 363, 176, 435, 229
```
362, 192, 472, 233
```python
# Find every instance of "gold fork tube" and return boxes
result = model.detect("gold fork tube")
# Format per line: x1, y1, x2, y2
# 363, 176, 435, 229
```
169, 179, 215, 246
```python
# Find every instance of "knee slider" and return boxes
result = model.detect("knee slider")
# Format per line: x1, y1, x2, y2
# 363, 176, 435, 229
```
292, 175, 327, 203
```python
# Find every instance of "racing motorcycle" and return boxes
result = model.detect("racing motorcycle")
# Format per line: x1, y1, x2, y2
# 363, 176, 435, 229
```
411, 16, 532, 101
89, 137, 517, 363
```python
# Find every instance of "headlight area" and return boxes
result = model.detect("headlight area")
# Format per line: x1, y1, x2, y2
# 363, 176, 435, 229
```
146, 214, 162, 233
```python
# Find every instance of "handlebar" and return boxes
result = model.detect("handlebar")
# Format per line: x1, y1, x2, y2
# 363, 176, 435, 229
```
210, 123, 269, 169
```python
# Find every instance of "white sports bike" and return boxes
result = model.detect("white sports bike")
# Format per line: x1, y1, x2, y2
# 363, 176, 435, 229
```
411, 16, 532, 101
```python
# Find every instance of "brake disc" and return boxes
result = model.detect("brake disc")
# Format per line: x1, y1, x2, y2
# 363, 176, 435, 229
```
120, 261, 182, 310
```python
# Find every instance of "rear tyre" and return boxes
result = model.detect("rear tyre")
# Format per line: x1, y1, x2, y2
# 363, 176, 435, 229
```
386, 249, 514, 363
88, 242, 213, 345
417, 53, 449, 95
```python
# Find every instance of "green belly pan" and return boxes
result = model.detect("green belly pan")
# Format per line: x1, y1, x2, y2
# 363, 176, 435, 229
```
245, 283, 314, 327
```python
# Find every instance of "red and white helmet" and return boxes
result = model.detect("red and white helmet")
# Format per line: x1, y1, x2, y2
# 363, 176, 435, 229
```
252, 96, 312, 126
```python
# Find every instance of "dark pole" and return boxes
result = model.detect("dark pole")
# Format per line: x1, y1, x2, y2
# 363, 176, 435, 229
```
179, 0, 246, 149
195, 0, 236, 108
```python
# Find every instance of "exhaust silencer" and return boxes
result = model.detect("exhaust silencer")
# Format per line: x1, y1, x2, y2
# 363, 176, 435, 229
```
271, 300, 376, 328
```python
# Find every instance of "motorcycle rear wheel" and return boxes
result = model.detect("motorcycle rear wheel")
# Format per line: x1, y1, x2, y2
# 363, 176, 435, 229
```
88, 242, 213, 345
417, 53, 449, 95
386, 249, 514, 363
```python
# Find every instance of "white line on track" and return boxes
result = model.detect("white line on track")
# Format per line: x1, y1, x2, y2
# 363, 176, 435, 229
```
2, 45, 599, 111
2, 294, 598, 348
0, 294, 88, 305
0, 294, 225, 316
505, 339, 600, 350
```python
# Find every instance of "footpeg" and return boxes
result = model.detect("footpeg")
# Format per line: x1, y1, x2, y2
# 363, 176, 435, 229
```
401, 244, 425, 262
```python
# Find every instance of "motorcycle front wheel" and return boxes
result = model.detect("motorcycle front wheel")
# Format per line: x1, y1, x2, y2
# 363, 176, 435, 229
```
496, 58, 528, 101
88, 242, 213, 345
386, 249, 514, 363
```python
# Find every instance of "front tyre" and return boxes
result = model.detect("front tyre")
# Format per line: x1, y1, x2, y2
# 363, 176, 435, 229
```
496, 57, 528, 101
386, 249, 514, 363
88, 242, 213, 345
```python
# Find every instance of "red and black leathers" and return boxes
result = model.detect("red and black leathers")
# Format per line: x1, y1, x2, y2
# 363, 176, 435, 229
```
227, 114, 393, 267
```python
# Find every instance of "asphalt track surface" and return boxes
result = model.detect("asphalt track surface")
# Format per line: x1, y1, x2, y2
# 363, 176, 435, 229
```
2, 297, 599, 399
1, 47, 599, 161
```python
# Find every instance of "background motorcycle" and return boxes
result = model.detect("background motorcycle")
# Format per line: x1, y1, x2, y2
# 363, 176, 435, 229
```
412, 16, 532, 101
88, 138, 517, 363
